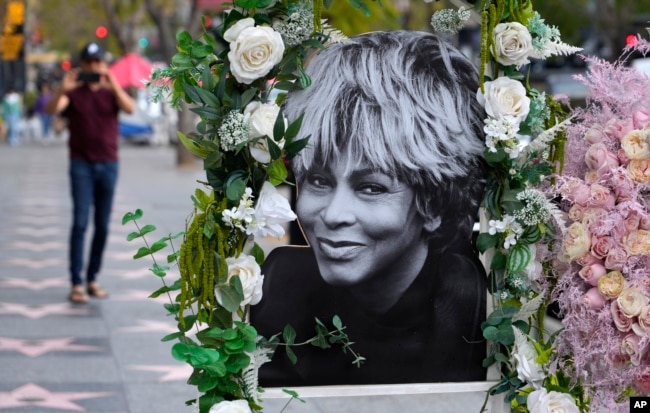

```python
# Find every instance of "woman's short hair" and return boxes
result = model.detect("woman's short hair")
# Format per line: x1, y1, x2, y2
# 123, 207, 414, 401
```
283, 30, 487, 246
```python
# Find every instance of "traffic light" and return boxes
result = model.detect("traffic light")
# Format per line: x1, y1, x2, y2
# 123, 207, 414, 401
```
95, 25, 108, 39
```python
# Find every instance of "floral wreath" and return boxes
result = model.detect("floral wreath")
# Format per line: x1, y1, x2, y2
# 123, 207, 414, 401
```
122, 0, 649, 412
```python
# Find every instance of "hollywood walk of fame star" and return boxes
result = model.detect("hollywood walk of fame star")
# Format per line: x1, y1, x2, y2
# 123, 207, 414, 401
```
128, 364, 193, 382
0, 383, 113, 411
0, 337, 103, 357
5, 240, 66, 251
0, 302, 91, 319
117, 319, 176, 333
0, 278, 68, 291
2, 258, 65, 269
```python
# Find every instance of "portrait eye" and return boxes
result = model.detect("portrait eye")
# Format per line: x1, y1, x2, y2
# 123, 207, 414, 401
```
305, 173, 332, 189
357, 182, 388, 195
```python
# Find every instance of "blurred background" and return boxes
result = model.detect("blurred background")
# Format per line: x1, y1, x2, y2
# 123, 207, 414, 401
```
0, 0, 649, 161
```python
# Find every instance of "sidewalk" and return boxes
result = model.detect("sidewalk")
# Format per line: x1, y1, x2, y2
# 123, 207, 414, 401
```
0, 141, 492, 413
0, 141, 204, 413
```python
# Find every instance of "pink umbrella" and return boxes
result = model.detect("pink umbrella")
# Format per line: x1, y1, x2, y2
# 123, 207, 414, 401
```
109, 53, 154, 89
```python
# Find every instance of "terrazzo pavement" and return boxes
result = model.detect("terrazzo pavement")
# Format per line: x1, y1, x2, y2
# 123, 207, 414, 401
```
0, 139, 503, 413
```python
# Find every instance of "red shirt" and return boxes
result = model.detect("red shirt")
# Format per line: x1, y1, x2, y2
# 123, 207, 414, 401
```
64, 85, 120, 162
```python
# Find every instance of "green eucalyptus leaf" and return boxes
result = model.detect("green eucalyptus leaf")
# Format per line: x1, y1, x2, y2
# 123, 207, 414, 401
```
226, 353, 251, 372
150, 240, 167, 253
150, 284, 172, 298
486, 305, 519, 325
249, 242, 265, 265
283, 324, 296, 346
485, 148, 506, 165
224, 172, 248, 202
171, 52, 193, 69
285, 345, 297, 364
150, 263, 169, 277
161, 331, 184, 342
121, 209, 143, 225
126, 231, 141, 241
133, 246, 151, 259
167, 250, 181, 263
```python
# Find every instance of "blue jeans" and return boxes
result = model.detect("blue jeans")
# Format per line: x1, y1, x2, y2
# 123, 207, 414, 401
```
69, 159, 118, 286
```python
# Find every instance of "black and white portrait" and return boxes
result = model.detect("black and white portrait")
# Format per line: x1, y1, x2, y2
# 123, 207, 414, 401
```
250, 30, 488, 387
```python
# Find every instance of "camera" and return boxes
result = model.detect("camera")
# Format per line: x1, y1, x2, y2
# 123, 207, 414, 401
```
77, 72, 101, 83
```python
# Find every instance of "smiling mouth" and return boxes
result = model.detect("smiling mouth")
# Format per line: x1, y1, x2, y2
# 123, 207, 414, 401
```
316, 238, 365, 260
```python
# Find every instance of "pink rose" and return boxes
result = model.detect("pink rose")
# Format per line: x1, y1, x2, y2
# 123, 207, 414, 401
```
579, 263, 607, 286
634, 375, 650, 395
568, 204, 585, 221
620, 333, 644, 366
583, 287, 607, 310
624, 212, 642, 232
585, 143, 620, 175
628, 159, 650, 183
577, 253, 600, 267
581, 207, 608, 233
584, 124, 606, 144
633, 109, 650, 129
604, 246, 629, 270
617, 148, 630, 166
625, 229, 650, 256
604, 117, 634, 141
590, 235, 613, 260
559, 178, 591, 206
610, 169, 636, 201
621, 128, 650, 160
587, 183, 616, 209
612, 300, 633, 332
632, 305, 650, 336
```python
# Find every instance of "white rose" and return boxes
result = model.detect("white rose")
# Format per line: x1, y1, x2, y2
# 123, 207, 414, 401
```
223, 18, 255, 43
209, 400, 252, 413
511, 327, 545, 388
226, 23, 285, 85
218, 255, 264, 306
248, 181, 297, 238
527, 389, 580, 413
621, 129, 650, 160
617, 287, 650, 318
561, 222, 591, 263
244, 101, 287, 163
477, 76, 531, 124
492, 22, 533, 68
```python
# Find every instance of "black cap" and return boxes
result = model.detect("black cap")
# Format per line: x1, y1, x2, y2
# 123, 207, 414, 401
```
79, 42, 106, 61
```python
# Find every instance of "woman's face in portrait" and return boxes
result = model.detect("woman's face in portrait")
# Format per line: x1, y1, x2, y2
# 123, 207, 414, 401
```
297, 155, 433, 293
